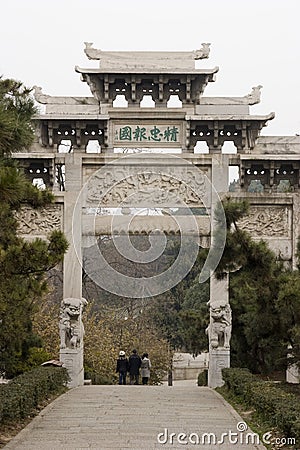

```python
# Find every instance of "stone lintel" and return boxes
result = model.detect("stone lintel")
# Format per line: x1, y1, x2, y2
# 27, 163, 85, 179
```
196, 104, 250, 115
240, 154, 300, 161
82, 214, 210, 237
230, 192, 294, 205
107, 110, 186, 119
36, 114, 108, 120
12, 152, 56, 159
187, 112, 275, 122
80, 153, 213, 166
82, 152, 212, 166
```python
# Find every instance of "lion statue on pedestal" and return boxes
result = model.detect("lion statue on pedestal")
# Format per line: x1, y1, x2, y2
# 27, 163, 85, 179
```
206, 301, 232, 349
59, 297, 88, 349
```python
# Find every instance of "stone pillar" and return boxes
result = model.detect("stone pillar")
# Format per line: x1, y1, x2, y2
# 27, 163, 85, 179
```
60, 154, 85, 387
208, 275, 231, 388
292, 194, 300, 270
208, 155, 231, 388
63, 153, 82, 300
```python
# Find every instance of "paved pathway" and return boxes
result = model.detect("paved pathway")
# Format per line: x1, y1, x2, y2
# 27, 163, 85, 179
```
5, 380, 266, 450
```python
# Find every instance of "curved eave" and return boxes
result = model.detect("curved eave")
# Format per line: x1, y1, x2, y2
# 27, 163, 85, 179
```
75, 65, 219, 76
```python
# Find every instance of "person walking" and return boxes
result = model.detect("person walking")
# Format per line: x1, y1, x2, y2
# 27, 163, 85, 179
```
128, 349, 142, 385
116, 350, 129, 385
141, 352, 151, 385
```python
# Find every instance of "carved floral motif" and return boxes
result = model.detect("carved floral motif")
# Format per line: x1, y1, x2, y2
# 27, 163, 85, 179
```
15, 205, 62, 235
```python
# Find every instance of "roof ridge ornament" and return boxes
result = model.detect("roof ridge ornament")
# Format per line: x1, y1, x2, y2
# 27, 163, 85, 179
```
201, 85, 263, 106
244, 85, 263, 105
193, 43, 211, 60
83, 42, 211, 71
33, 86, 98, 105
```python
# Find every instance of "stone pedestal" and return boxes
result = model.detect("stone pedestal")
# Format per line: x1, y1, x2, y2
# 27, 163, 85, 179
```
286, 346, 300, 384
208, 349, 230, 388
286, 364, 300, 384
60, 347, 84, 388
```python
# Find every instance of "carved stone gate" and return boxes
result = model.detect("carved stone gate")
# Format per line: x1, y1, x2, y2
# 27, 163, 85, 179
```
14, 44, 300, 387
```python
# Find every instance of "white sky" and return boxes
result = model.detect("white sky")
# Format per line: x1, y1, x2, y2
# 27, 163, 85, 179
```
1, 0, 299, 136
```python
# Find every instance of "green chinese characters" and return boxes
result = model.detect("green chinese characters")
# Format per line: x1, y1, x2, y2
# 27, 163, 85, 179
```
117, 125, 179, 142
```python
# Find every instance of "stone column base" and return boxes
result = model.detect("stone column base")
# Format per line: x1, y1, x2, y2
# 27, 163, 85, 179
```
286, 363, 300, 384
60, 347, 84, 388
208, 348, 230, 388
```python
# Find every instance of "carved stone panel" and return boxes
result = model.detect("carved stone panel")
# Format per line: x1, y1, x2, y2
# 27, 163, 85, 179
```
15, 205, 63, 236
84, 164, 209, 209
238, 206, 291, 238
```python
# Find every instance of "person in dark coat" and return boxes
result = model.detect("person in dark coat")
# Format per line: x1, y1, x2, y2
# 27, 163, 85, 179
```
128, 349, 142, 385
116, 350, 129, 385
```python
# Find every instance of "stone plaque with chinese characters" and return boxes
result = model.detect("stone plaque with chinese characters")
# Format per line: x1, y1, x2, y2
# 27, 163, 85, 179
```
113, 122, 183, 147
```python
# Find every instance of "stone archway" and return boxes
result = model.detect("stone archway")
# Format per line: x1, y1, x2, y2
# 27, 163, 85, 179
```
14, 44, 300, 387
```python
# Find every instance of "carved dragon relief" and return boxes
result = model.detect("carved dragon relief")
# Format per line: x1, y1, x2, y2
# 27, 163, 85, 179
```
238, 206, 290, 237
85, 167, 207, 208
15, 205, 62, 235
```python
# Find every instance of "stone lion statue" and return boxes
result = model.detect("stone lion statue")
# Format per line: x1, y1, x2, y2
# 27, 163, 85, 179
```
59, 297, 88, 349
206, 301, 232, 349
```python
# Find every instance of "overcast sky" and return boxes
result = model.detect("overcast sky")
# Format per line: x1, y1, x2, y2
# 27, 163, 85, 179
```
1, 0, 299, 136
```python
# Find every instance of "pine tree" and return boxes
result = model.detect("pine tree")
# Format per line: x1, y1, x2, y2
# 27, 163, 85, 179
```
218, 198, 288, 373
0, 78, 68, 377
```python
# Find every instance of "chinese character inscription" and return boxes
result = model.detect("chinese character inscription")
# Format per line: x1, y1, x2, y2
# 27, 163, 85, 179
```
114, 124, 181, 145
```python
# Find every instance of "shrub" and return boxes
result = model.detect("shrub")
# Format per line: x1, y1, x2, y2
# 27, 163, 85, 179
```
84, 369, 114, 385
0, 366, 69, 424
197, 369, 208, 386
222, 368, 300, 442
222, 368, 257, 395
